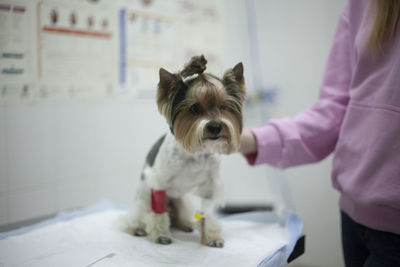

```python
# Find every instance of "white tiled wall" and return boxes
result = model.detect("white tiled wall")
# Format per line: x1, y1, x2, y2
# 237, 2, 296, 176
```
8, 184, 57, 223
0, 107, 8, 225
0, 195, 7, 226
6, 105, 56, 192
0, 102, 170, 225
0, 107, 6, 196
55, 178, 98, 211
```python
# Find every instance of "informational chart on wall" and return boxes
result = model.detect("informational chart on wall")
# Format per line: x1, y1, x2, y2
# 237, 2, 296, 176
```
36, 0, 117, 101
119, 0, 224, 99
0, 0, 225, 104
0, 1, 34, 103
118, 0, 177, 99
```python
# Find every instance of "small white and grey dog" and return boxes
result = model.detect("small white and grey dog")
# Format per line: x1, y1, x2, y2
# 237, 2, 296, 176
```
123, 55, 246, 248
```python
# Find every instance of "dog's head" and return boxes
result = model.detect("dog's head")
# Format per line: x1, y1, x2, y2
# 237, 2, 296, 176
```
156, 55, 246, 154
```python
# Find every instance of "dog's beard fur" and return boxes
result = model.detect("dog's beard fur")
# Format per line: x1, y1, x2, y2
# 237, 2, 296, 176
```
157, 59, 246, 155
174, 117, 240, 154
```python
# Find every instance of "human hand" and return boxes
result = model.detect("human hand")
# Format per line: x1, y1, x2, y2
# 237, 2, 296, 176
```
239, 128, 257, 154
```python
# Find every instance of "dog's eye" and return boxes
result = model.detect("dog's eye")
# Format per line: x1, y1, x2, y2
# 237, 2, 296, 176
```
220, 105, 227, 111
189, 104, 202, 115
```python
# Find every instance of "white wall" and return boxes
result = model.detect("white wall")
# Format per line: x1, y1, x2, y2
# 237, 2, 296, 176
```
0, 102, 166, 223
0, 0, 346, 266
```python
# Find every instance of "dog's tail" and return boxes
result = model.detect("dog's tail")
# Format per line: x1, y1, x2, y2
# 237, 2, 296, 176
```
180, 55, 207, 78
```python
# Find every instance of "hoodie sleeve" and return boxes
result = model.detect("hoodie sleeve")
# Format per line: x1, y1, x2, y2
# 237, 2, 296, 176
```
244, 6, 351, 168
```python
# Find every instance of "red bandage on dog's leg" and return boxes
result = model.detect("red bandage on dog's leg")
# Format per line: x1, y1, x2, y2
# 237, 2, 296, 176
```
151, 189, 166, 214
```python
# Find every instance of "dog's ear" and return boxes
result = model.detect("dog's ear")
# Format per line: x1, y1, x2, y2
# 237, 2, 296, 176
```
159, 68, 175, 91
232, 62, 244, 83
223, 62, 246, 104
157, 68, 181, 122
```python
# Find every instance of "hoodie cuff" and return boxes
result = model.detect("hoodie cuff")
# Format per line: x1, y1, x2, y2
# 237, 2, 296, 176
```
243, 124, 282, 166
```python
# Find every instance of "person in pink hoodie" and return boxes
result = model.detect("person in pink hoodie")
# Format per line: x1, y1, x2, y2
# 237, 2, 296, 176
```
239, 0, 400, 266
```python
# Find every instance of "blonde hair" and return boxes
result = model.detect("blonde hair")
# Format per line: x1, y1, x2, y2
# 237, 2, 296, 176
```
367, 0, 400, 55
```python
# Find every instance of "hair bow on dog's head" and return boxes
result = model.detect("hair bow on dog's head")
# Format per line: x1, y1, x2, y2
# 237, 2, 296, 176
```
180, 55, 207, 81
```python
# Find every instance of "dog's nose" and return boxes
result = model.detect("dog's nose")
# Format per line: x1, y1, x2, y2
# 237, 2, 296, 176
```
206, 121, 222, 136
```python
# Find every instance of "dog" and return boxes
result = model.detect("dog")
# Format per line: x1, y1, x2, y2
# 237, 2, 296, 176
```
123, 55, 246, 248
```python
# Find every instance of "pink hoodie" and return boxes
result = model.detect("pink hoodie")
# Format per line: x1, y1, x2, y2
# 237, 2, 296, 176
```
245, 0, 400, 235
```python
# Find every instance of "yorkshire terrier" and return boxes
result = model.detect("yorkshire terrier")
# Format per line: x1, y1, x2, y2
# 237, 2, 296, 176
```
123, 55, 246, 248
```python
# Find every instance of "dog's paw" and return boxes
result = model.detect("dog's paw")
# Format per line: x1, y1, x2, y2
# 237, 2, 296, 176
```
133, 228, 147, 237
207, 238, 224, 248
155, 235, 172, 245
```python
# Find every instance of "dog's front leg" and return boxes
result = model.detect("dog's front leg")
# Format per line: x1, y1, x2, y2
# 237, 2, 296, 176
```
145, 189, 172, 244
196, 179, 224, 248
195, 198, 224, 248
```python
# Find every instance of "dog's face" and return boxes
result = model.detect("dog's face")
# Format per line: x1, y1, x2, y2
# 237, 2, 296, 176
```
156, 60, 246, 154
